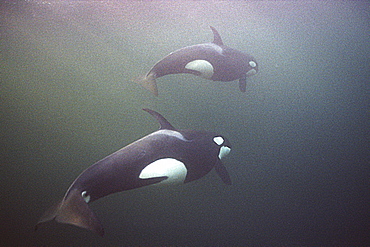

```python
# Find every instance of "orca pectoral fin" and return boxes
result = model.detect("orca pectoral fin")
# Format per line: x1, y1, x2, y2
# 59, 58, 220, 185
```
215, 160, 232, 185
140, 176, 168, 185
239, 76, 247, 92
135, 72, 158, 96
36, 189, 104, 236
183, 68, 202, 76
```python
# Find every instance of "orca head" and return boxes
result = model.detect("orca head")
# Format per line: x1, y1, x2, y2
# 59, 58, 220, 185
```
246, 58, 258, 77
212, 135, 231, 160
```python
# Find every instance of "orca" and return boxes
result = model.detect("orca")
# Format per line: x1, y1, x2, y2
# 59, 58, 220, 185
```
138, 26, 258, 96
35, 108, 232, 236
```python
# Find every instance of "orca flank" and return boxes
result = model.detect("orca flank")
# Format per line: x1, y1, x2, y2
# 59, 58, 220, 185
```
36, 108, 232, 236
137, 26, 258, 96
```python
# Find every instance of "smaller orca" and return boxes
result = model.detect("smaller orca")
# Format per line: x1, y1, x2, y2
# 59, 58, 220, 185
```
35, 109, 232, 236
138, 26, 258, 96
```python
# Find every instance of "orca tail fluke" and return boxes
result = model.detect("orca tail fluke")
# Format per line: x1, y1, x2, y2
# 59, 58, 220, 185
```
135, 72, 158, 96
35, 189, 104, 236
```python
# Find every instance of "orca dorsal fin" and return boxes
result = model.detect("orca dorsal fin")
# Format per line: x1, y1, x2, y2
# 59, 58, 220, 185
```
210, 26, 224, 46
143, 108, 176, 130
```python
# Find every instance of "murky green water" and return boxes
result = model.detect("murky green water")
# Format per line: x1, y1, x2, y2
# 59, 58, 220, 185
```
1, 1, 369, 246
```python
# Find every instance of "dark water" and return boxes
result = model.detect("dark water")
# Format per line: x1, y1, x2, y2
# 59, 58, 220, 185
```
1, 1, 369, 246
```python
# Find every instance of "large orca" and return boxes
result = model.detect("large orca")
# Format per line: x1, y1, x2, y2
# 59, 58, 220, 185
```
138, 26, 258, 96
35, 109, 232, 236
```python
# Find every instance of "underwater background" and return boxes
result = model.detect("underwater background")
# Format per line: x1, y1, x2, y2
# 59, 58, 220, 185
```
1, 1, 369, 246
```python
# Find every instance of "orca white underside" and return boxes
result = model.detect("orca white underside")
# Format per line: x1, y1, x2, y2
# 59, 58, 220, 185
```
218, 146, 231, 159
185, 59, 214, 79
139, 158, 187, 185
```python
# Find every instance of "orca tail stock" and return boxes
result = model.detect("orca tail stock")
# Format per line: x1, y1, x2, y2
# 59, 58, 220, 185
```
134, 72, 158, 96
35, 189, 104, 236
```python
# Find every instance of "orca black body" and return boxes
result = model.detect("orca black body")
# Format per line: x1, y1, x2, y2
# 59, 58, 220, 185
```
139, 26, 258, 96
36, 109, 232, 236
